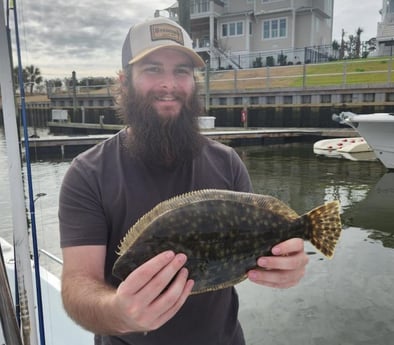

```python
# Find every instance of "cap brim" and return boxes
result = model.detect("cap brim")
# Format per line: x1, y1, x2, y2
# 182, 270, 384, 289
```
128, 45, 205, 69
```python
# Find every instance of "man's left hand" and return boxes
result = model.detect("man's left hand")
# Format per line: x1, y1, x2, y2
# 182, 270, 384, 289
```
247, 238, 309, 289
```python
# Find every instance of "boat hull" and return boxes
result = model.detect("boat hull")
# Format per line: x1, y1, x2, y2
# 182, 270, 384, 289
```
334, 113, 394, 170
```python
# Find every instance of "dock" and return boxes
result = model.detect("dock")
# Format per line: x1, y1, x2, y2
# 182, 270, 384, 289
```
24, 127, 358, 159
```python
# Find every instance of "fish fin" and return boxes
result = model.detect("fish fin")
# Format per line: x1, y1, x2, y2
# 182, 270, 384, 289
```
304, 200, 342, 258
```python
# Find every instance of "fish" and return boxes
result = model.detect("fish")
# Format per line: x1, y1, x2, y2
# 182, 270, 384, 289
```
112, 189, 342, 294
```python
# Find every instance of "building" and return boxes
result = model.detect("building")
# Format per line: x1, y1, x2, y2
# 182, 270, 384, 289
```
377, 0, 394, 56
159, 0, 334, 69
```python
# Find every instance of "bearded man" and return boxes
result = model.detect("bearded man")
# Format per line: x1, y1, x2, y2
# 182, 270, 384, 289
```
59, 17, 308, 345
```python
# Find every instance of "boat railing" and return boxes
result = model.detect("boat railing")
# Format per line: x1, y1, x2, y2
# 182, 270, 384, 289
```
38, 249, 63, 265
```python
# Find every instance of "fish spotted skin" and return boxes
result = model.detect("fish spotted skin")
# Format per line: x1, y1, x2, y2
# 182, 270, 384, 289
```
112, 189, 342, 294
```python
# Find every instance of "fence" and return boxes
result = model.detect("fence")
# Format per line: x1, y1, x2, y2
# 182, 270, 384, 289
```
196, 57, 394, 92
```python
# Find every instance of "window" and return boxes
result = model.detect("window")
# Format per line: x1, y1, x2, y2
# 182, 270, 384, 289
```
229, 23, 236, 36
222, 21, 244, 37
191, 0, 209, 14
262, 18, 287, 39
271, 20, 278, 38
263, 21, 270, 39
279, 19, 286, 37
389, 0, 394, 13
222, 24, 228, 37
284, 96, 293, 104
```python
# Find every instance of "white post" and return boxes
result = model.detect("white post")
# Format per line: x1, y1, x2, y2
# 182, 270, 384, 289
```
0, 1, 39, 345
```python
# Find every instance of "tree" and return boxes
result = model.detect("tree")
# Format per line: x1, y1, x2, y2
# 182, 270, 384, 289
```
12, 66, 27, 90
339, 29, 346, 59
331, 39, 340, 59
355, 27, 364, 58
348, 34, 356, 58
365, 37, 377, 57
24, 65, 43, 94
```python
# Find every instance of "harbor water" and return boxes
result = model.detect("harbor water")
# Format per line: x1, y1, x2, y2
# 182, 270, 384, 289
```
0, 128, 393, 344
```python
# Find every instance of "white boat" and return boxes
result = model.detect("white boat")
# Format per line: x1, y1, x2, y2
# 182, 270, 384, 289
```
0, 239, 93, 345
313, 137, 376, 162
313, 137, 372, 153
333, 112, 394, 170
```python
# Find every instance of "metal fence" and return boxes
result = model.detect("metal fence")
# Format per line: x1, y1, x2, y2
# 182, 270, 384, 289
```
197, 57, 394, 92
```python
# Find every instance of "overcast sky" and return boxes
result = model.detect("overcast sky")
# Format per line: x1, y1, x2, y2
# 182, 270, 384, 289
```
7, 0, 383, 80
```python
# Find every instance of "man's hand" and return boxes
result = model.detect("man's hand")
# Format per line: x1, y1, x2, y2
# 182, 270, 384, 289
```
113, 251, 194, 333
247, 238, 309, 289
62, 246, 193, 335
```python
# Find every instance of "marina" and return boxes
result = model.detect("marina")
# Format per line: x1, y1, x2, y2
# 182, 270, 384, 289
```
1, 0, 394, 343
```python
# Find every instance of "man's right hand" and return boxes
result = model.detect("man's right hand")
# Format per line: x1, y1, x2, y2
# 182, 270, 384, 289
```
113, 251, 194, 333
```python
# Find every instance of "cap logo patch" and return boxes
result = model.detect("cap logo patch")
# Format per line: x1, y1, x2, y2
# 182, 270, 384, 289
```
150, 23, 184, 46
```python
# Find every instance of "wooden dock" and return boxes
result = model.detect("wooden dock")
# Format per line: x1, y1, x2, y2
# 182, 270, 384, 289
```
24, 127, 357, 159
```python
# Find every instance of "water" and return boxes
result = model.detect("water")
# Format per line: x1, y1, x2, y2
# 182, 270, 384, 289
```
1, 128, 393, 344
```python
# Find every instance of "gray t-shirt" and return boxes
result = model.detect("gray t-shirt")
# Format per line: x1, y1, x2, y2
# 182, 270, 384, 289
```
59, 129, 253, 345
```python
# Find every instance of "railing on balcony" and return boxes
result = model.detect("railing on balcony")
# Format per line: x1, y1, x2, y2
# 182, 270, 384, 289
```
191, 1, 210, 15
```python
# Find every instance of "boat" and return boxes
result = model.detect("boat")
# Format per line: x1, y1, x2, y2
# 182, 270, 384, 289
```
0, 239, 93, 345
313, 137, 372, 153
333, 112, 394, 170
313, 137, 376, 162
0, 1, 93, 343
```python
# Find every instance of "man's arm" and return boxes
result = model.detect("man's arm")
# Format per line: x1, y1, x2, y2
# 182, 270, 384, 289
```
61, 246, 194, 335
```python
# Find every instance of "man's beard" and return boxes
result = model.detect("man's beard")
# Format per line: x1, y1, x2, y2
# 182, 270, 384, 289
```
122, 86, 205, 169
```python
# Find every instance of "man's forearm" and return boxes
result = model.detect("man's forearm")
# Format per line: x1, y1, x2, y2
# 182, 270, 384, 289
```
61, 274, 124, 335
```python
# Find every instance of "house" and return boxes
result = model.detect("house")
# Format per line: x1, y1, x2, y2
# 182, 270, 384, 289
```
377, 0, 394, 56
158, 0, 334, 68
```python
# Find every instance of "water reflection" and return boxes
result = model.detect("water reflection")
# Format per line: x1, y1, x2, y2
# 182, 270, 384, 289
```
236, 143, 392, 247
343, 172, 394, 248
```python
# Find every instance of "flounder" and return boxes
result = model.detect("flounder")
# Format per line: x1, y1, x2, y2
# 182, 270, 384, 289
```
112, 189, 342, 294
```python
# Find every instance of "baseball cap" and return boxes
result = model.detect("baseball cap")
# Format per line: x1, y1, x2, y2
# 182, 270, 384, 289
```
122, 17, 205, 69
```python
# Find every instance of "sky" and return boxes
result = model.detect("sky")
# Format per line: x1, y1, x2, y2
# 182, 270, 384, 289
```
5, 0, 383, 81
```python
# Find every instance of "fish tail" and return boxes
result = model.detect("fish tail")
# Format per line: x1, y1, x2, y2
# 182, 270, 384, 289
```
303, 200, 342, 258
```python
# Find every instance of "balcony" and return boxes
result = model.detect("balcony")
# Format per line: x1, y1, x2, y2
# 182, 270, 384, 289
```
191, 1, 210, 15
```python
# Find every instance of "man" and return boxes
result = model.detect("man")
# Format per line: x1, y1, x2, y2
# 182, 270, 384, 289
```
59, 17, 308, 345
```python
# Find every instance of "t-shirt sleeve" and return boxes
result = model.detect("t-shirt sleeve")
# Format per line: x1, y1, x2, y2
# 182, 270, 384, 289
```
229, 148, 254, 193
59, 157, 109, 248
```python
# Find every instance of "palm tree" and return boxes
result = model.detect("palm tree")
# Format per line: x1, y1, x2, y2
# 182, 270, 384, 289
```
355, 27, 364, 58
348, 34, 356, 58
339, 29, 346, 60
24, 64, 43, 94
12, 66, 27, 90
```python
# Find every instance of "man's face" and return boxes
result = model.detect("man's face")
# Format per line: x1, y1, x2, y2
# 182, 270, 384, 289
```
131, 48, 196, 119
